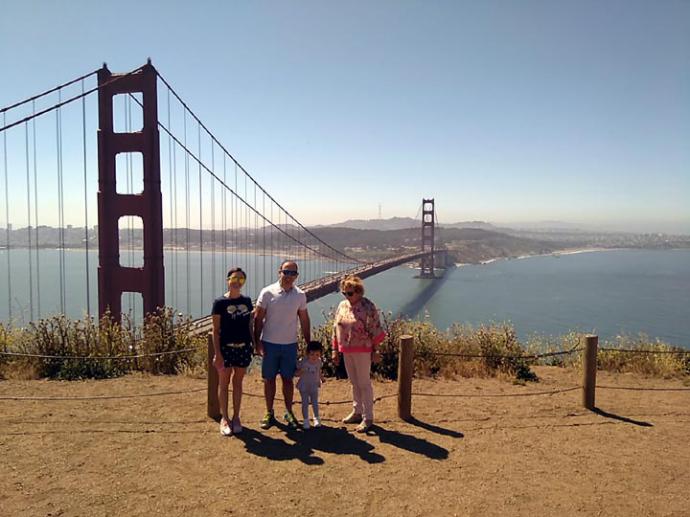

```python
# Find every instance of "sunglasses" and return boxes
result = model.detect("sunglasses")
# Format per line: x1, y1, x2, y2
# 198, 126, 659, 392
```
280, 270, 299, 277
343, 291, 355, 297
228, 275, 246, 285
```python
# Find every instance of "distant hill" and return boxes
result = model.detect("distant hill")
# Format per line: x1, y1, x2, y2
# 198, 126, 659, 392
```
318, 217, 496, 231
307, 226, 565, 263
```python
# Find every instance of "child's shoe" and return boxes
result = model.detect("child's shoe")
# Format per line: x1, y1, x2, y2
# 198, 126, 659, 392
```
302, 419, 310, 430
312, 417, 321, 428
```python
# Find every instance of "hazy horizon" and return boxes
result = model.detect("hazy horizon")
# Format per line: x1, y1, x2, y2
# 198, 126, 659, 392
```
1, 1, 688, 236
1, 216, 688, 236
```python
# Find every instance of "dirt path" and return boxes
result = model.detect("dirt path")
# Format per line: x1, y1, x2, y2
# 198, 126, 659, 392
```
1, 367, 689, 516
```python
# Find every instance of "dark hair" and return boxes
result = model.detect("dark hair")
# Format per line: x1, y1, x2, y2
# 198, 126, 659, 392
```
279, 259, 297, 270
306, 340, 323, 353
227, 267, 246, 279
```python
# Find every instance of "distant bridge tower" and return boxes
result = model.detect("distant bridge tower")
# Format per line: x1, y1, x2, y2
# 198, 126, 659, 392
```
420, 198, 435, 278
97, 61, 164, 322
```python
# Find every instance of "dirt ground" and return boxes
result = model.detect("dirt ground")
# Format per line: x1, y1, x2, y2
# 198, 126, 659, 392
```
1, 367, 689, 517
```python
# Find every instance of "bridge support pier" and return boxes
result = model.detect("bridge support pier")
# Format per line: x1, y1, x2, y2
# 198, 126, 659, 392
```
97, 62, 164, 322
420, 198, 435, 278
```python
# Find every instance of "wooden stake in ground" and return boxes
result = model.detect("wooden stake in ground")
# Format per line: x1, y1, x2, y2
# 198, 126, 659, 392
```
582, 334, 598, 410
207, 333, 220, 420
397, 334, 414, 421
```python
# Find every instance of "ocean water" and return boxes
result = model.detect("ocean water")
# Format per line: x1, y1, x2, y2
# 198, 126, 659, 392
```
310, 249, 690, 348
1, 248, 689, 348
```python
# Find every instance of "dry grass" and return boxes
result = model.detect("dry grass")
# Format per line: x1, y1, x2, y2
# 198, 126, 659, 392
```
0, 308, 206, 380
2, 311, 688, 382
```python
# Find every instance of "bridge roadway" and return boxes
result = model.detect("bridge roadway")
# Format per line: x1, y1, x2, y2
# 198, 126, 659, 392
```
189, 250, 432, 335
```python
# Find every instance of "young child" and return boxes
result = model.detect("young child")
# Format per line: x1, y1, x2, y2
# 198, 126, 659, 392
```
296, 341, 325, 430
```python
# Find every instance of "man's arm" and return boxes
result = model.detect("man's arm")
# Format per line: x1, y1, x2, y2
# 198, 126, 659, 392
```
298, 308, 311, 343
253, 306, 266, 356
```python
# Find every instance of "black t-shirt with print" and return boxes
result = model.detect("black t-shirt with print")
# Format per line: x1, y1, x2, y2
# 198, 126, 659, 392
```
211, 295, 253, 345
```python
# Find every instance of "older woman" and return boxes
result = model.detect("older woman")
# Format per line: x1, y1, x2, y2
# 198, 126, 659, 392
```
332, 275, 386, 432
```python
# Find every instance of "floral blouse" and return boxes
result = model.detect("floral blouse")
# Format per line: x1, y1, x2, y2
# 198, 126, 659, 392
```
332, 297, 386, 354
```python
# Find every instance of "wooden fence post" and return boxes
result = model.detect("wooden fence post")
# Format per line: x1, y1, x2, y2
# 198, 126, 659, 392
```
397, 334, 414, 421
207, 333, 220, 420
582, 334, 598, 410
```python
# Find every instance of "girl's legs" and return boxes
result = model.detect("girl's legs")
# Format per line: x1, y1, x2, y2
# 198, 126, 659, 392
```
311, 387, 320, 424
300, 389, 311, 421
218, 366, 232, 422
231, 367, 246, 423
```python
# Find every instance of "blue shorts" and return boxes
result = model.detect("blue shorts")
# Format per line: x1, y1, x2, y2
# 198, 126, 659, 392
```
261, 341, 298, 379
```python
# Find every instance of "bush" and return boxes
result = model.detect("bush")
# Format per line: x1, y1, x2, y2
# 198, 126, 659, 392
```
310, 311, 540, 382
596, 334, 689, 377
0, 308, 207, 380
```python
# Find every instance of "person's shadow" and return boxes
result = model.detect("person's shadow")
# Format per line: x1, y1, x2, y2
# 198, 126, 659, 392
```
367, 418, 462, 460
234, 422, 385, 464
234, 427, 324, 465
286, 424, 385, 464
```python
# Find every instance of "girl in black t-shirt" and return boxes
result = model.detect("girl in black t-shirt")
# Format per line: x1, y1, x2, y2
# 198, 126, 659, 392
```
212, 267, 254, 436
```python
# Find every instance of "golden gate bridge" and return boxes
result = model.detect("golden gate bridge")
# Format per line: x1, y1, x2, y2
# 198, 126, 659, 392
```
0, 60, 444, 326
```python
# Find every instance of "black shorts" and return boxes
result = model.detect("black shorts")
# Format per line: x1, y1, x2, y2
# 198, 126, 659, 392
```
220, 342, 253, 368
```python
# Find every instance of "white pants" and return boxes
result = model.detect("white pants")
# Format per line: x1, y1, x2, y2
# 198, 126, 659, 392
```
299, 386, 319, 420
343, 352, 374, 422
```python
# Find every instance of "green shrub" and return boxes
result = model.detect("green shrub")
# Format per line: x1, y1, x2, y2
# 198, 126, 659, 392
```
0, 308, 207, 380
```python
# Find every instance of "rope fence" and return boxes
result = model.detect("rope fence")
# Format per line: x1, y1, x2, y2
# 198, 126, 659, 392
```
0, 347, 201, 361
423, 347, 582, 360
1, 334, 689, 410
599, 347, 690, 355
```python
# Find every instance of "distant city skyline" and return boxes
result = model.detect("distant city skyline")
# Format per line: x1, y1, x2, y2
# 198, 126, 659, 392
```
1, 1, 688, 235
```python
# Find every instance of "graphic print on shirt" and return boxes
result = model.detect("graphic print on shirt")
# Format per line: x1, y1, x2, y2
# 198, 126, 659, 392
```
226, 304, 250, 318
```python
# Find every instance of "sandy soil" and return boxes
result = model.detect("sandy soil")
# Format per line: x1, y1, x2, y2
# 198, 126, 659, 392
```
1, 367, 689, 517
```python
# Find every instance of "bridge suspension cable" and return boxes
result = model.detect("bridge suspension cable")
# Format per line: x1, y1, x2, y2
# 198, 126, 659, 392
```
0, 67, 145, 323
2, 61, 431, 326
154, 70, 363, 265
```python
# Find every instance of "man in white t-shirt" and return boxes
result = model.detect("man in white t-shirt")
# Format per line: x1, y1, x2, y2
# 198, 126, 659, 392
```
254, 260, 311, 429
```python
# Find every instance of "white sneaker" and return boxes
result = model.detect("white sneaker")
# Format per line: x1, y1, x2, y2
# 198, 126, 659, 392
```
312, 417, 321, 428
219, 419, 232, 436
302, 420, 311, 430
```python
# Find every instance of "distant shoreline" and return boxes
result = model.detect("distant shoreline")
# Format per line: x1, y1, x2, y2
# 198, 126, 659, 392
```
456, 246, 677, 267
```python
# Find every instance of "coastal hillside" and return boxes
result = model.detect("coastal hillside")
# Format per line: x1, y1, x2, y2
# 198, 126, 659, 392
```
309, 226, 570, 263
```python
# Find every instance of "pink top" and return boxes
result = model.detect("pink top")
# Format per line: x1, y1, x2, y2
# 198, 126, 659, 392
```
332, 297, 386, 354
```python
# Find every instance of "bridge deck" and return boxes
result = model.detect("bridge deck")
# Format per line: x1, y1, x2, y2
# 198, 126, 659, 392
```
189, 251, 430, 335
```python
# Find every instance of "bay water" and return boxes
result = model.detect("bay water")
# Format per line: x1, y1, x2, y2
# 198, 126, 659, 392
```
1, 248, 688, 348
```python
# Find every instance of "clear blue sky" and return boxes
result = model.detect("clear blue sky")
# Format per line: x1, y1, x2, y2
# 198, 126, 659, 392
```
1, 0, 689, 233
